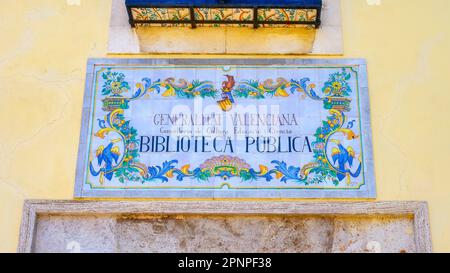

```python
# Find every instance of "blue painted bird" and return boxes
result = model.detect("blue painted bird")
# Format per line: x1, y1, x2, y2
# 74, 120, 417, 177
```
331, 142, 362, 185
89, 141, 121, 184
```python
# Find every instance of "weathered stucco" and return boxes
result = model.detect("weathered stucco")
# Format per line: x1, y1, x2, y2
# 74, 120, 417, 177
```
1, 0, 450, 252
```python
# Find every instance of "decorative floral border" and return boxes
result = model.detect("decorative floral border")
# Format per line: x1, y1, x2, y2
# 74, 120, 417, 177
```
89, 68, 363, 187
131, 8, 317, 28
131, 8, 191, 21
257, 8, 317, 22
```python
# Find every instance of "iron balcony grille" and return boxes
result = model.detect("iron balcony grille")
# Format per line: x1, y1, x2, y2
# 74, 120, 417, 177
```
125, 0, 322, 29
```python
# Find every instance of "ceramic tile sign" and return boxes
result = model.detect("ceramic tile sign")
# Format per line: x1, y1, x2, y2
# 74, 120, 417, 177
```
75, 59, 375, 198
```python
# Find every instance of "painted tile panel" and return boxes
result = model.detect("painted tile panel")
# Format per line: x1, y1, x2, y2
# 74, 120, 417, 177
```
131, 8, 317, 28
76, 59, 375, 198
257, 8, 317, 22
194, 8, 254, 21
131, 8, 191, 21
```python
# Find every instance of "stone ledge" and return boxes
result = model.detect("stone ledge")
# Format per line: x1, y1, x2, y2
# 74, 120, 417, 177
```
18, 200, 432, 253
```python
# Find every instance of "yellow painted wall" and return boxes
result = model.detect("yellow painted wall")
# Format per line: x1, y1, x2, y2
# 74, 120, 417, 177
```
0, 0, 449, 252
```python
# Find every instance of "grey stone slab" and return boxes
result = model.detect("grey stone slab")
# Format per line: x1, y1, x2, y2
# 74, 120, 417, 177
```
18, 200, 432, 253
32, 215, 117, 253
115, 215, 334, 253
331, 216, 416, 253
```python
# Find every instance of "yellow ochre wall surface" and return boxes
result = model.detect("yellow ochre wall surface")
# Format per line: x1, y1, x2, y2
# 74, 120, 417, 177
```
1, 0, 450, 252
